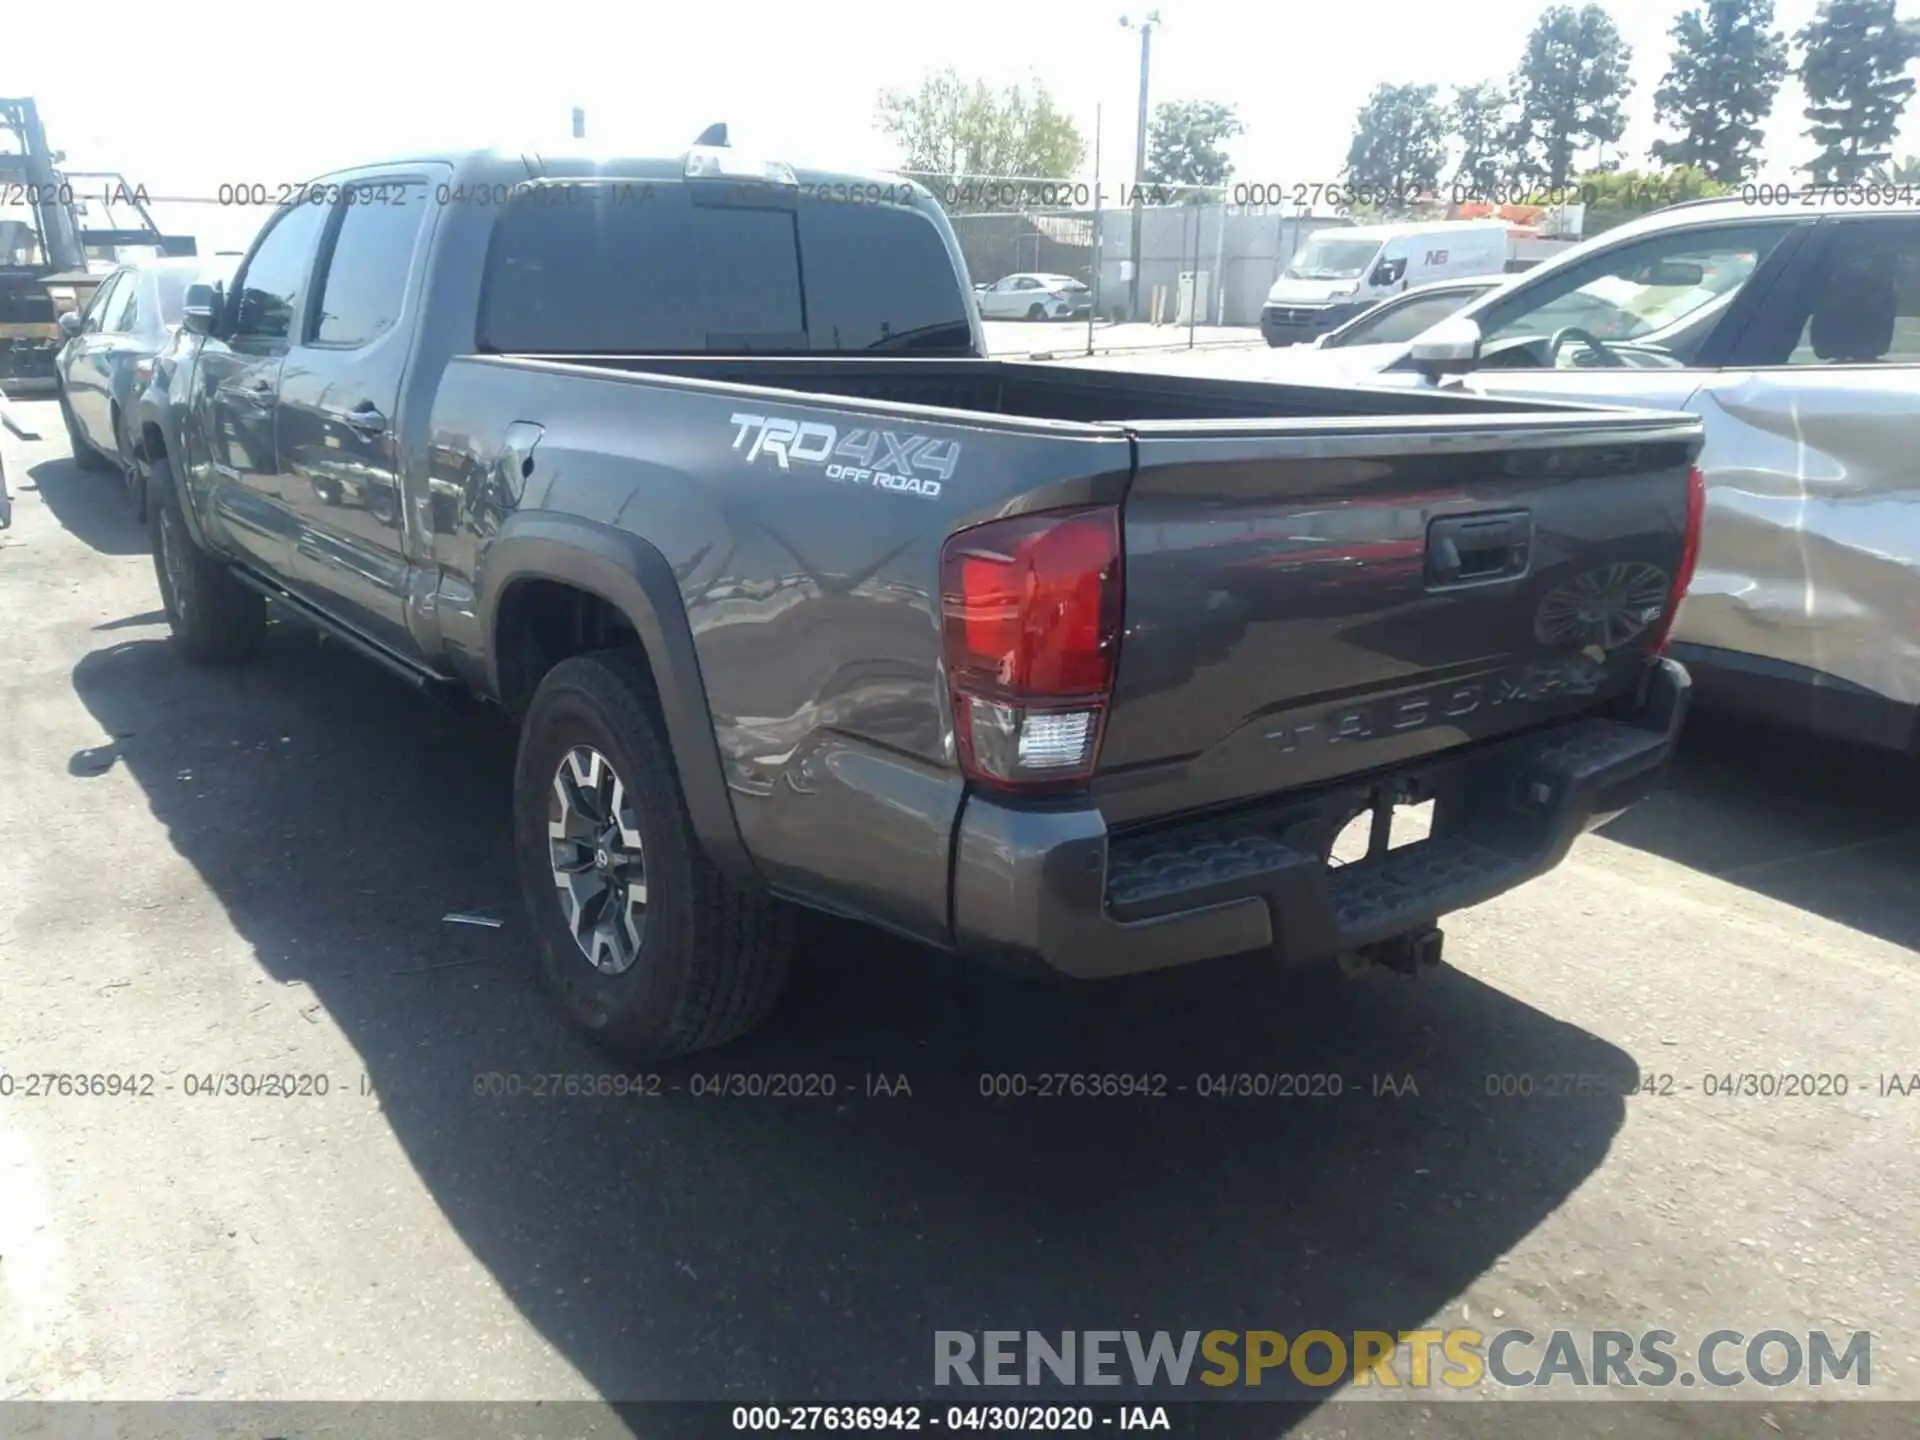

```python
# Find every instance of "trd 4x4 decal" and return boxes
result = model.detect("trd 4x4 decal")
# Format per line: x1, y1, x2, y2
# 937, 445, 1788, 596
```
729, 413, 956, 498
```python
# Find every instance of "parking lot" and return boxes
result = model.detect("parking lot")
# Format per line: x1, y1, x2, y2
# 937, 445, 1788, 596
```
981, 318, 1262, 358
3, 395, 1919, 1430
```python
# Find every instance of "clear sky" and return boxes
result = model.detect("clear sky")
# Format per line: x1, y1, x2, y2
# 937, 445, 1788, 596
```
1, 0, 1889, 255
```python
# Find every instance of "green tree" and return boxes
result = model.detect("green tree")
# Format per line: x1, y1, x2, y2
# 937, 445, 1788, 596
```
1577, 165, 1735, 233
1650, 0, 1789, 181
1451, 82, 1517, 198
1871, 153, 1920, 180
1508, 4, 1635, 189
875, 69, 1085, 209
1795, 0, 1920, 182
1344, 83, 1449, 205
1144, 100, 1244, 190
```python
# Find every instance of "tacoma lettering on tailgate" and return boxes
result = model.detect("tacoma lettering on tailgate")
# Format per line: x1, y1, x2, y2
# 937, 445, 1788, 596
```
1263, 654, 1610, 752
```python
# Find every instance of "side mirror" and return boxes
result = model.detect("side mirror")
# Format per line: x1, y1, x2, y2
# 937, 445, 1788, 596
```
1408, 316, 1483, 383
58, 311, 83, 339
182, 282, 219, 336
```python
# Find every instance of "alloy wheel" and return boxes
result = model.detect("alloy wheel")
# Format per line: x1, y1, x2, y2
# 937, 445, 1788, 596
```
547, 745, 649, 975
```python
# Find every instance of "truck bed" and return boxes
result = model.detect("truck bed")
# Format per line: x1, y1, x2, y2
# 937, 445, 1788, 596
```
421, 348, 1699, 955
502, 352, 1550, 426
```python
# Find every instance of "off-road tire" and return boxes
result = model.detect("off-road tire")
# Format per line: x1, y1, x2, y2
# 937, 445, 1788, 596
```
59, 386, 111, 472
513, 649, 793, 1060
150, 456, 266, 663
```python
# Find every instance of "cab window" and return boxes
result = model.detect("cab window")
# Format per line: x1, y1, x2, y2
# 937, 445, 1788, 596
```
308, 182, 432, 347
229, 199, 332, 342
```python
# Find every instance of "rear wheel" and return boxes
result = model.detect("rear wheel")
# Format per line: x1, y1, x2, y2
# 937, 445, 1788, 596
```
513, 650, 793, 1060
150, 456, 266, 663
1027, 303, 1046, 320
59, 386, 111, 472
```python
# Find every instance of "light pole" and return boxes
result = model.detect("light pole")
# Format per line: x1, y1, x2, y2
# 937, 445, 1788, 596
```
1120, 10, 1160, 322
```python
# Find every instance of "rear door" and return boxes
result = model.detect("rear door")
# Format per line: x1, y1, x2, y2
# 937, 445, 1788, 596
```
1673, 213, 1920, 737
277, 174, 441, 654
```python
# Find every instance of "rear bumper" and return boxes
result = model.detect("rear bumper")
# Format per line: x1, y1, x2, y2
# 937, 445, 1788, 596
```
951, 657, 1690, 979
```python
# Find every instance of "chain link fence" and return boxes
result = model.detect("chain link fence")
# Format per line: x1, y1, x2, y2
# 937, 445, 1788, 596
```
902, 171, 1357, 351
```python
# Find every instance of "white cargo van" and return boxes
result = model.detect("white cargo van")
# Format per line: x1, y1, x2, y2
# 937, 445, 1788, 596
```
1260, 219, 1511, 346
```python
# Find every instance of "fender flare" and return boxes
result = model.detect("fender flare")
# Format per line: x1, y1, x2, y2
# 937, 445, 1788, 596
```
479, 513, 757, 888
137, 392, 217, 554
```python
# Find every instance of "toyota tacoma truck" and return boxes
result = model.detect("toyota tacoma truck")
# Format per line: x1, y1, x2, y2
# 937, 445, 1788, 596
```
135, 140, 1703, 1060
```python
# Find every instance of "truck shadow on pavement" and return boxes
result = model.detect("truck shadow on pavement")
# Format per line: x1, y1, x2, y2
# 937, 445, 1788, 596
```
1597, 712, 1920, 952
71, 620, 1638, 1409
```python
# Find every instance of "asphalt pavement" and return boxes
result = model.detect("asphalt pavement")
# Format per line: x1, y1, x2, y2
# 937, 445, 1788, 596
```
3, 399, 1919, 1435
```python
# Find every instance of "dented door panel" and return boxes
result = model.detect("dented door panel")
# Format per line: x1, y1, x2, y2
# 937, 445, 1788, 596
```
1683, 368, 1920, 706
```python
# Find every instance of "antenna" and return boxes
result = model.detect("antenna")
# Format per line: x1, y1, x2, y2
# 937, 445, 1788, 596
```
695, 123, 728, 147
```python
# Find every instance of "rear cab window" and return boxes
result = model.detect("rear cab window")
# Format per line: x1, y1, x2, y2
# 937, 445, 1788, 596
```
477, 180, 974, 355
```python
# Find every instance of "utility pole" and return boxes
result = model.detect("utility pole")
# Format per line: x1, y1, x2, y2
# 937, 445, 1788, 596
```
1088, 103, 1102, 356
1120, 11, 1159, 323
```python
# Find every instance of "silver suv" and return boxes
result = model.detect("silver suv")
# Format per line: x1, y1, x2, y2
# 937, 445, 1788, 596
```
1392, 195, 1920, 752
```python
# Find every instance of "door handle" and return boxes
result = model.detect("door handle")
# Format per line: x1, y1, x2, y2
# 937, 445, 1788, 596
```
337, 402, 388, 438
1426, 509, 1532, 589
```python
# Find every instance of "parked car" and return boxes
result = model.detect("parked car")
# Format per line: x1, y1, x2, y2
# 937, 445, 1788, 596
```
1360, 195, 1920, 751
975, 272, 1090, 320
138, 140, 1699, 1061
1261, 220, 1511, 346
55, 256, 235, 517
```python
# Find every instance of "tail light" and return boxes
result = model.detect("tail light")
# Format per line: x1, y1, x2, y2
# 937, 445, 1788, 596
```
939, 505, 1123, 791
135, 357, 154, 385
1651, 464, 1705, 655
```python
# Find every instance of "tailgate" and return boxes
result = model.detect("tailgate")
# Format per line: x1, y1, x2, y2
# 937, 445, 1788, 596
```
1094, 411, 1703, 827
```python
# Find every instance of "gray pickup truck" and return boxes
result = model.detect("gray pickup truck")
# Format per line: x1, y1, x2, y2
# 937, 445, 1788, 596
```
136, 141, 1703, 1060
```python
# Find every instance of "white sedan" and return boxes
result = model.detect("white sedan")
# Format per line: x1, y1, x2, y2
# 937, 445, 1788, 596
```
974, 273, 1091, 321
